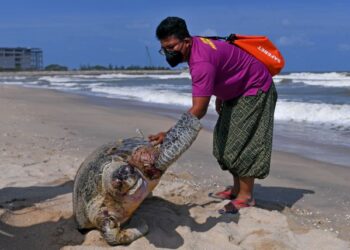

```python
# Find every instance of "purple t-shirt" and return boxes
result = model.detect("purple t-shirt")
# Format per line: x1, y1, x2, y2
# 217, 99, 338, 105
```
189, 36, 272, 101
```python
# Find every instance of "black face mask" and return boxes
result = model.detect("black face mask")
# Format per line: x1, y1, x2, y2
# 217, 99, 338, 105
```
165, 50, 183, 67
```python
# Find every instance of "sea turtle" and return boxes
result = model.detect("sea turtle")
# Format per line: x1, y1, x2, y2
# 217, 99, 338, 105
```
73, 112, 201, 245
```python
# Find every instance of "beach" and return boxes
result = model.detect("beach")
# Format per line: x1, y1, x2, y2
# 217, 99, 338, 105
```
0, 83, 349, 249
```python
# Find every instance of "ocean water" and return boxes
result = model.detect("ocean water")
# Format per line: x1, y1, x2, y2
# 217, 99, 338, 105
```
1, 71, 349, 166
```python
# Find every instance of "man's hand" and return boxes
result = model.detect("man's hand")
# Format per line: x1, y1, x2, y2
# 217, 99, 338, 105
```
215, 98, 223, 114
148, 132, 166, 146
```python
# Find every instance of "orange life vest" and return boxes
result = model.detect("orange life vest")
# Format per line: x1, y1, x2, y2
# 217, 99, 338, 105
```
205, 34, 285, 76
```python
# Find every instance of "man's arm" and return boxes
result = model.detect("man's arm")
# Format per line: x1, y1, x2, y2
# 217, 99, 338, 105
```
148, 96, 210, 145
188, 96, 211, 119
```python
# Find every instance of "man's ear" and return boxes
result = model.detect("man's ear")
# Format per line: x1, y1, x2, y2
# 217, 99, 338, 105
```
183, 38, 192, 52
184, 37, 191, 44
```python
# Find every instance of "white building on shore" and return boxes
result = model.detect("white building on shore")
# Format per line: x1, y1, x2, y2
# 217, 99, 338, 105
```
0, 47, 43, 70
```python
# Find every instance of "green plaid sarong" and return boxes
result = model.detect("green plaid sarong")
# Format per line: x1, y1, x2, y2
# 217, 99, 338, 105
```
213, 83, 277, 179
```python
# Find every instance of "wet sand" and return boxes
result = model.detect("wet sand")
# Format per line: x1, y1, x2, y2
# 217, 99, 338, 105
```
0, 85, 349, 249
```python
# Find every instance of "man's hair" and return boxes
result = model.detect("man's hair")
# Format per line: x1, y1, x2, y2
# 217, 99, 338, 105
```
156, 17, 191, 40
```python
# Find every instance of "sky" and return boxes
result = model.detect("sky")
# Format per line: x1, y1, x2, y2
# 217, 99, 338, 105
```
0, 0, 349, 72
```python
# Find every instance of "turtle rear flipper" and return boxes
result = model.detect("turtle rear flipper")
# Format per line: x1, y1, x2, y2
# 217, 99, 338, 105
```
103, 217, 149, 245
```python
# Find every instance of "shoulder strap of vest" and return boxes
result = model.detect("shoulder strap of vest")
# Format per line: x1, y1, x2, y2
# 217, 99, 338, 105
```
200, 34, 237, 42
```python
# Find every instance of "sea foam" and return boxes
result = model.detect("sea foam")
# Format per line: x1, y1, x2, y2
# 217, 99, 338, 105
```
274, 72, 350, 88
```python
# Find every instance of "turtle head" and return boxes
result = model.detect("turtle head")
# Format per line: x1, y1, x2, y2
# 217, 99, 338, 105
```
103, 161, 145, 198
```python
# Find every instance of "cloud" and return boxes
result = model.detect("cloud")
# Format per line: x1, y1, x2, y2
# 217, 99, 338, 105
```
338, 43, 350, 51
277, 35, 314, 47
199, 28, 218, 36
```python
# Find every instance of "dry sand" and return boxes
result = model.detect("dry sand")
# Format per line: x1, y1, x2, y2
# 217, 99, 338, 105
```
0, 85, 349, 250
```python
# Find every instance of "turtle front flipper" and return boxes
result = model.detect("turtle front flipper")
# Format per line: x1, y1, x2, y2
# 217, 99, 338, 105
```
156, 112, 202, 171
102, 216, 149, 245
